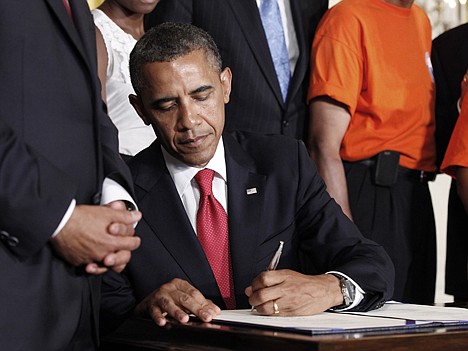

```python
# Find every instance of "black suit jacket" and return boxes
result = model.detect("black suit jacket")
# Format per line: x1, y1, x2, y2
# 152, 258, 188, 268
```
431, 24, 468, 299
432, 23, 468, 167
101, 133, 394, 329
0, 0, 133, 349
146, 0, 328, 141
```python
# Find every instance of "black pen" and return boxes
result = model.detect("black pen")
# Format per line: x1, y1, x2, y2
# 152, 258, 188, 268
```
251, 241, 284, 311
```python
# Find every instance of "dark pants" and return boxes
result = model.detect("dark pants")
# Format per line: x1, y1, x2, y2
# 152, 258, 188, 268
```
446, 180, 468, 300
67, 277, 98, 351
344, 162, 436, 304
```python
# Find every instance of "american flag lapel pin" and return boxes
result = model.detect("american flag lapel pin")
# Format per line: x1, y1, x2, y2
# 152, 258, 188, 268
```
246, 187, 257, 195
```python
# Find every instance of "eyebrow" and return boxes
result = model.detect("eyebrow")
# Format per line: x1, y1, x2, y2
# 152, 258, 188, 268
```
189, 85, 214, 95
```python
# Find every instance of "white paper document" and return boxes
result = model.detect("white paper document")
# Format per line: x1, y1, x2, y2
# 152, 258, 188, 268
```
211, 302, 468, 334
343, 301, 468, 322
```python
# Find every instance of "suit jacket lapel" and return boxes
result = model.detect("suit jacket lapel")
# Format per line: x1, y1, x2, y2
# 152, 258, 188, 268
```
223, 134, 266, 305
45, 0, 95, 81
226, 0, 284, 107
133, 142, 221, 299
288, 0, 308, 104
69, 0, 100, 78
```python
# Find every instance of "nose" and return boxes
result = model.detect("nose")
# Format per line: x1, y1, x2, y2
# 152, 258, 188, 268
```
177, 100, 201, 131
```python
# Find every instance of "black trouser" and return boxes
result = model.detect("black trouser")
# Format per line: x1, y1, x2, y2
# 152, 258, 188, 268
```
446, 180, 468, 300
344, 161, 437, 304
67, 276, 98, 351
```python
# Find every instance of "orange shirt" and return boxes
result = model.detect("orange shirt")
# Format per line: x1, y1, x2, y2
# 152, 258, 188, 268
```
309, 0, 436, 172
441, 94, 468, 178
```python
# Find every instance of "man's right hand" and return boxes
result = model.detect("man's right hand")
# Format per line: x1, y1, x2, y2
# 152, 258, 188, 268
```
134, 278, 221, 326
50, 204, 142, 274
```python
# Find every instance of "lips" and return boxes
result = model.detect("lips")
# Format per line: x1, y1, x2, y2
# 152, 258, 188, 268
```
179, 134, 208, 148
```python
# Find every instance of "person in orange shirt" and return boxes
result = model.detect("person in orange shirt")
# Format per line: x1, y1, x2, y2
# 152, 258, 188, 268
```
308, 0, 436, 304
432, 27, 468, 304
442, 84, 468, 214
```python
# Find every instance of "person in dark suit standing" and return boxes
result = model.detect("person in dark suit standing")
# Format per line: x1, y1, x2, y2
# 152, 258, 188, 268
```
432, 23, 468, 303
145, 0, 328, 141
0, 1, 142, 350
100, 23, 394, 329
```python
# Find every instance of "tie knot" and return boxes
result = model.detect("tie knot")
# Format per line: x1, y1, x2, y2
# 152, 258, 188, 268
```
195, 169, 215, 197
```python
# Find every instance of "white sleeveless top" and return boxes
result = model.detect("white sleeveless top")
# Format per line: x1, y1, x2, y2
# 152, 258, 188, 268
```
92, 9, 156, 156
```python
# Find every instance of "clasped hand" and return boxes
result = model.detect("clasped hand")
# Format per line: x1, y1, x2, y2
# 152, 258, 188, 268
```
50, 200, 142, 274
137, 270, 343, 326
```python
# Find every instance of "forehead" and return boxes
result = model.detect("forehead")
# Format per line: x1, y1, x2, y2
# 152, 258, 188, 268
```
141, 50, 218, 95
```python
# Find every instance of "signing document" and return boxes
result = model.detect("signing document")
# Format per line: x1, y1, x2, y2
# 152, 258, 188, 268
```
210, 302, 468, 335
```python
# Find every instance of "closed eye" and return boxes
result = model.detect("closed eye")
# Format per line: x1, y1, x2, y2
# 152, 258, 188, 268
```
151, 98, 177, 112
192, 92, 211, 102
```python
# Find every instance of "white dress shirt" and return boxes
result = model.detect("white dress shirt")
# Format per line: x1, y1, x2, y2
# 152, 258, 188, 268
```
162, 138, 227, 234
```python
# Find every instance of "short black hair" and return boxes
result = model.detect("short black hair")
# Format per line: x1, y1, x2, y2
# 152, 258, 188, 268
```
130, 22, 222, 95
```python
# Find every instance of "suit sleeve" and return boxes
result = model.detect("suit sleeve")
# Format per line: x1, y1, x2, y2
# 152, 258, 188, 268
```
99, 105, 135, 197
294, 140, 395, 311
100, 270, 137, 335
0, 119, 77, 259
431, 39, 463, 169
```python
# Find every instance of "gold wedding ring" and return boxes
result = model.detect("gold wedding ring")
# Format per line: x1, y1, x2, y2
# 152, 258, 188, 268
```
273, 301, 280, 314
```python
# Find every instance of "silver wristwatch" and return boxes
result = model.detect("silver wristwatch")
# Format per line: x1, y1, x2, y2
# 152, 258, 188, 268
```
332, 274, 356, 309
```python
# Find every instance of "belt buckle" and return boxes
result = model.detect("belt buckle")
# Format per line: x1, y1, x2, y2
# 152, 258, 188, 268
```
419, 171, 425, 183
419, 171, 435, 183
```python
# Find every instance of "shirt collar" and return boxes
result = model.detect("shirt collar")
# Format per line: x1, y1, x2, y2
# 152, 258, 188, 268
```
161, 137, 227, 198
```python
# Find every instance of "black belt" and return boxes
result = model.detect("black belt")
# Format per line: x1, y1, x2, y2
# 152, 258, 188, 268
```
350, 159, 436, 183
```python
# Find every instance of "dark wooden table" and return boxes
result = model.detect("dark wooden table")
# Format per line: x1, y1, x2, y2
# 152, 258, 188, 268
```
100, 309, 468, 351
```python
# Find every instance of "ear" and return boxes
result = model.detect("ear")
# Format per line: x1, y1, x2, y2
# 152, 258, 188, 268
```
129, 94, 150, 125
220, 67, 232, 104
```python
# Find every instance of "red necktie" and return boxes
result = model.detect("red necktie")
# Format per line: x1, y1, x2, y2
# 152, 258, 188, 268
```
63, 0, 72, 18
195, 169, 236, 309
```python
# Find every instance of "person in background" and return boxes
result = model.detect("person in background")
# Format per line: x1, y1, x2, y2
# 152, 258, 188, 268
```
100, 22, 394, 330
146, 0, 328, 142
94, 0, 159, 157
308, 0, 436, 304
0, 1, 141, 350
442, 87, 468, 213
432, 23, 468, 303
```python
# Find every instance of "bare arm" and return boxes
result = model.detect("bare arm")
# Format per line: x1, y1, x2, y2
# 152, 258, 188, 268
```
308, 97, 353, 219
95, 26, 108, 102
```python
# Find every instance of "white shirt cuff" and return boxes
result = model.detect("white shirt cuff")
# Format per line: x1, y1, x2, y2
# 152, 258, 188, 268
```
51, 178, 138, 239
51, 199, 76, 238
100, 178, 138, 210
326, 271, 365, 311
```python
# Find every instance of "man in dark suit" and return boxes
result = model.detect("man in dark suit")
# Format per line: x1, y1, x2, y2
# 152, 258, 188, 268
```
432, 23, 468, 302
100, 23, 394, 328
146, 0, 328, 141
0, 1, 142, 350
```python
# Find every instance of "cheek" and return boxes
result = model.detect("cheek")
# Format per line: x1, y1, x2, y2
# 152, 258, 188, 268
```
202, 103, 224, 132
153, 120, 176, 142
